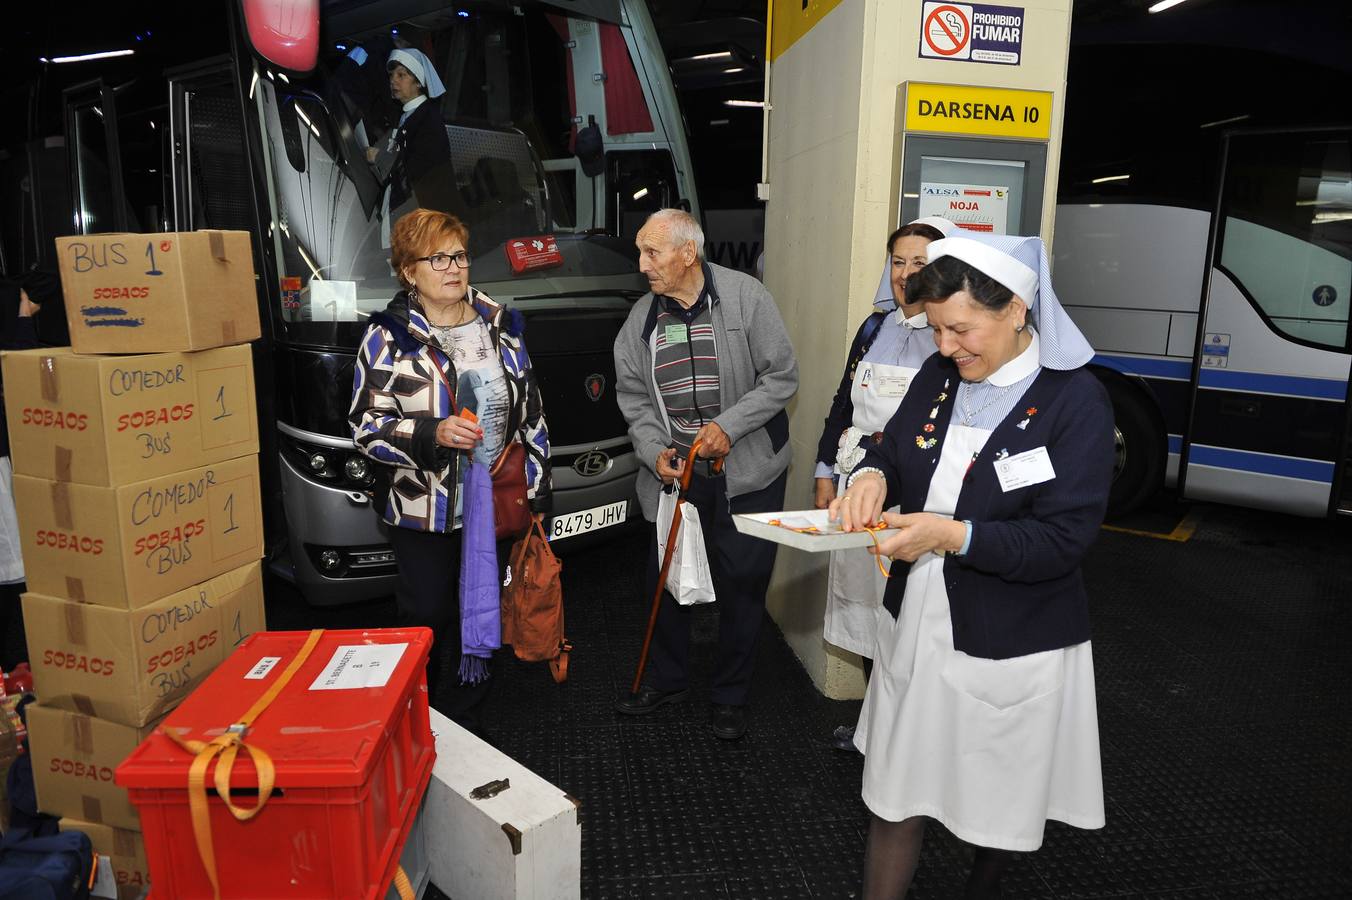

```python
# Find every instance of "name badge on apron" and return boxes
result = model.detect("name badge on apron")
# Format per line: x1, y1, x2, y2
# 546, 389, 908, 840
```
849, 362, 921, 435
876, 373, 913, 398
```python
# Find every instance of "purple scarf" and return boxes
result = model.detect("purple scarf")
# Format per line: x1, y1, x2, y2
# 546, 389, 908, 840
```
458, 459, 500, 683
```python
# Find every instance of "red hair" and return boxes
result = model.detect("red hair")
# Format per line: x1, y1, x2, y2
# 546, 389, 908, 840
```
390, 208, 470, 289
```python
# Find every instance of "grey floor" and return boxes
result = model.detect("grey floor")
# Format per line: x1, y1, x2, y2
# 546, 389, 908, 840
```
265, 497, 1352, 898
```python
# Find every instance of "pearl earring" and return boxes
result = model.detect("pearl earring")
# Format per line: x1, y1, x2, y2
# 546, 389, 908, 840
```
1015, 323, 1025, 333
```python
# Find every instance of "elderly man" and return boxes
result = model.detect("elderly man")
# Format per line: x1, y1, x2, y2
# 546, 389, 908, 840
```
613, 209, 798, 740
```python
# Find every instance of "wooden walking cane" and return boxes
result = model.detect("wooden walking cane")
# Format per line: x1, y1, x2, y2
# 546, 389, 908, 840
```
630, 441, 724, 694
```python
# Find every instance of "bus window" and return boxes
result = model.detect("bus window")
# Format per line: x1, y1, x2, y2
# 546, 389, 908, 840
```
250, 3, 648, 349
608, 149, 677, 246
1217, 132, 1352, 351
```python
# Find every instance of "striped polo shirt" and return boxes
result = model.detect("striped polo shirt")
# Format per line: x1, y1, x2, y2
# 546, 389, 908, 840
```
653, 287, 721, 457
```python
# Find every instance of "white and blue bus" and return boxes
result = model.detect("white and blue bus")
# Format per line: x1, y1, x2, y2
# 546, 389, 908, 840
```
1053, 33, 1351, 518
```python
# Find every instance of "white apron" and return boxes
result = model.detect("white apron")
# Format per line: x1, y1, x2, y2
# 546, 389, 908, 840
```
0, 456, 26, 584
854, 424, 1105, 851
823, 360, 917, 657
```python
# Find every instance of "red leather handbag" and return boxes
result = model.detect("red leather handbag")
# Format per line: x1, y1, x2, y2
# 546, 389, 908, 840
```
490, 441, 531, 540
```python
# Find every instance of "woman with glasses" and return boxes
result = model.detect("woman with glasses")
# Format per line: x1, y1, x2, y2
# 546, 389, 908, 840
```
350, 208, 550, 730
813, 217, 954, 751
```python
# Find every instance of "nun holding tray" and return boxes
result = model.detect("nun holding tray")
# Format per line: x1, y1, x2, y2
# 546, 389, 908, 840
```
831, 232, 1114, 899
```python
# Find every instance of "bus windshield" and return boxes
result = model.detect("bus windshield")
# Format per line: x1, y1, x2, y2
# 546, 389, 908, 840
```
251, 0, 650, 348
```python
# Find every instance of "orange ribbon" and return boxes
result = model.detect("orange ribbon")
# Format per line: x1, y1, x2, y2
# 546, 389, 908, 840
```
162, 629, 325, 900
862, 527, 893, 578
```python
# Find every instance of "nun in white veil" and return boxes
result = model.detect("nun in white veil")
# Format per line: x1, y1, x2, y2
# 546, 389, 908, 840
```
813, 217, 956, 751
366, 47, 455, 247
832, 232, 1111, 898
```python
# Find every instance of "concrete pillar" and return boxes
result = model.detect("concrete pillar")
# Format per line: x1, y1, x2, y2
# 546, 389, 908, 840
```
760, 0, 1073, 698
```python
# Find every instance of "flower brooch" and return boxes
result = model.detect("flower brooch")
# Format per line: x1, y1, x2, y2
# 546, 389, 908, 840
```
917, 384, 949, 450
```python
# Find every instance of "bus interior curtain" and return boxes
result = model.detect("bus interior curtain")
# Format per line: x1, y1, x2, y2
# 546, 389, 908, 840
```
599, 24, 653, 135
536, 0, 623, 25
545, 15, 579, 152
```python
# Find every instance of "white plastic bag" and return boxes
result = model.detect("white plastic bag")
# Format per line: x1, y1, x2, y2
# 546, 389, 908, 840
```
655, 486, 717, 606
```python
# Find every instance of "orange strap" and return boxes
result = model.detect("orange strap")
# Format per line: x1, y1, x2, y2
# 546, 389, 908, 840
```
862, 527, 892, 578
162, 629, 325, 900
393, 864, 415, 900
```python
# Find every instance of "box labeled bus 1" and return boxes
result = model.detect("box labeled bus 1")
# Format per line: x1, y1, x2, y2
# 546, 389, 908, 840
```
1, 345, 258, 486
60, 817, 151, 900
54, 230, 261, 354
23, 562, 267, 728
13, 455, 263, 609
27, 703, 162, 831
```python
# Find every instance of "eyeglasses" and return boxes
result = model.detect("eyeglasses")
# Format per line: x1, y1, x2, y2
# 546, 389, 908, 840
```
416, 252, 470, 271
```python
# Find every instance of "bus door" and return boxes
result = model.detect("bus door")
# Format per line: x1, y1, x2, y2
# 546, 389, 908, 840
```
1180, 128, 1352, 517
166, 58, 255, 233
63, 79, 130, 234
166, 56, 286, 545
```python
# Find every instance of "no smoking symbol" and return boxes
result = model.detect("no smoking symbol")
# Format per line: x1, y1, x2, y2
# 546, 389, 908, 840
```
923, 3, 970, 58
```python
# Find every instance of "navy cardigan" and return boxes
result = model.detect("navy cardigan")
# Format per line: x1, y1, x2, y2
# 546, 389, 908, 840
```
815, 311, 887, 470
857, 354, 1114, 660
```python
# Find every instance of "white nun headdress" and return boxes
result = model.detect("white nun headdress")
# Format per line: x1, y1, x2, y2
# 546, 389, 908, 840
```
873, 216, 960, 310
387, 48, 446, 99
925, 232, 1095, 369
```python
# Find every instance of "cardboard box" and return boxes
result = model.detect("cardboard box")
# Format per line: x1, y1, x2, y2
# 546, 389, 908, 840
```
60, 817, 152, 900
1, 345, 258, 486
23, 562, 267, 727
14, 455, 263, 608
54, 230, 260, 354
27, 703, 160, 830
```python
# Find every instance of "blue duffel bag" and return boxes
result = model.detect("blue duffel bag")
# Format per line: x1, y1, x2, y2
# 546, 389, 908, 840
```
0, 828, 93, 900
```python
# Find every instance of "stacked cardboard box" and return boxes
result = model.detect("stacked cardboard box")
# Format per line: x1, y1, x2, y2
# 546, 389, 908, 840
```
60, 817, 151, 900
0, 230, 266, 871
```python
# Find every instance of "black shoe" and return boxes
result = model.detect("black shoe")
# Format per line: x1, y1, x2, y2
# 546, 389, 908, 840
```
615, 685, 689, 716
830, 724, 861, 753
709, 703, 747, 741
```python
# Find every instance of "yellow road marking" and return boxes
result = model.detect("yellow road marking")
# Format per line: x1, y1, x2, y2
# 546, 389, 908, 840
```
1101, 507, 1205, 543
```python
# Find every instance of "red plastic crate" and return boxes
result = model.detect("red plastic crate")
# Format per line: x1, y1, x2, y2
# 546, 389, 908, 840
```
115, 628, 434, 899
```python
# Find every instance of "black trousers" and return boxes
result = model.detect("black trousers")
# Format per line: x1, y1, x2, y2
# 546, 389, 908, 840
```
386, 526, 493, 730
645, 469, 787, 706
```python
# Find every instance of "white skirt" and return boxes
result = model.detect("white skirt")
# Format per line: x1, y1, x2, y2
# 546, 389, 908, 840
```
823, 545, 888, 658
0, 456, 26, 584
854, 549, 1105, 851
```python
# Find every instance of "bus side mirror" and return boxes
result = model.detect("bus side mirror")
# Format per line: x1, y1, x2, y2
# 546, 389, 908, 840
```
575, 116, 605, 178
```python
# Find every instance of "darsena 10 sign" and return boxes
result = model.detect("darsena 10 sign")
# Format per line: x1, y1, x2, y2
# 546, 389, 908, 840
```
919, 2, 1024, 67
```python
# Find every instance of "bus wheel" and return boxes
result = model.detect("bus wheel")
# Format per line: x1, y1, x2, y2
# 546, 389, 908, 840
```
1104, 379, 1165, 517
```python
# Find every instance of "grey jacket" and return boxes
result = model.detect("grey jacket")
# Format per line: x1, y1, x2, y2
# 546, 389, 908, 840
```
614, 261, 799, 521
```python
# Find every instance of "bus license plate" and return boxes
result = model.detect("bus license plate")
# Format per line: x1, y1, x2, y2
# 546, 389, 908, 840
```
549, 501, 628, 541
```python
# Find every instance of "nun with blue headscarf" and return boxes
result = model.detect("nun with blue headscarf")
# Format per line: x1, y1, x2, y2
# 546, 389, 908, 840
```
365, 48, 456, 246
831, 233, 1112, 898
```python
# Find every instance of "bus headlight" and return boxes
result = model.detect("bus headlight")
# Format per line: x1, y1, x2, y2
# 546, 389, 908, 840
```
345, 455, 370, 482
308, 452, 329, 473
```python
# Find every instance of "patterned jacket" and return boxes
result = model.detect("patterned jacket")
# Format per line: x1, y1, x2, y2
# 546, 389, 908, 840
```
349, 288, 550, 533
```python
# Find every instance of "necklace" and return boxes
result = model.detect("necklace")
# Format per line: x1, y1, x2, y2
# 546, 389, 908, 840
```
427, 301, 474, 329
958, 382, 1012, 426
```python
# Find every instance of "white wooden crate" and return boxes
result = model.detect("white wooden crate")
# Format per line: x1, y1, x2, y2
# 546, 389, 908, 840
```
423, 710, 580, 900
